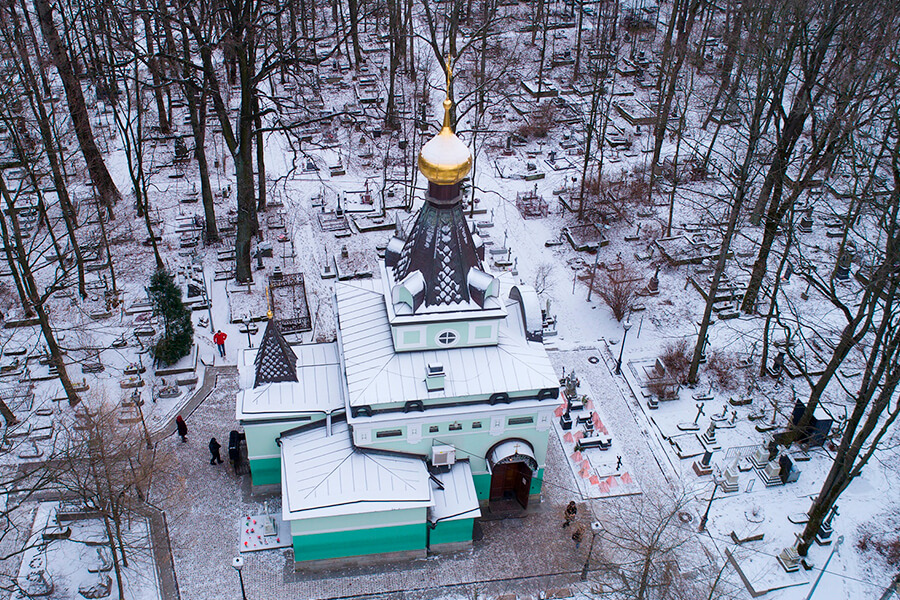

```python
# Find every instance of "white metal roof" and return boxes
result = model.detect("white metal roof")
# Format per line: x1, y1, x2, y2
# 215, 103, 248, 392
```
280, 420, 431, 521
236, 342, 345, 421
429, 460, 481, 523
335, 280, 559, 408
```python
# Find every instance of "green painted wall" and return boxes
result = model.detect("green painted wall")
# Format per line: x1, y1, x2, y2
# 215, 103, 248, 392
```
249, 456, 281, 486
291, 523, 426, 562
429, 518, 474, 546
366, 417, 551, 473
473, 472, 491, 500
243, 418, 318, 459
392, 319, 502, 351
289, 506, 425, 535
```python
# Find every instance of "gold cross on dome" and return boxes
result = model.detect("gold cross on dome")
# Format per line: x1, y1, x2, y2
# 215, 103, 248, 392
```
445, 53, 453, 98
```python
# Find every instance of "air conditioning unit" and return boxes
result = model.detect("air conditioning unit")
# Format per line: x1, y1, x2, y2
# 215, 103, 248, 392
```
432, 445, 456, 467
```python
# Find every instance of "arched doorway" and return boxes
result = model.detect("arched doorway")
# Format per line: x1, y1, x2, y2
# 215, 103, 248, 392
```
487, 439, 538, 510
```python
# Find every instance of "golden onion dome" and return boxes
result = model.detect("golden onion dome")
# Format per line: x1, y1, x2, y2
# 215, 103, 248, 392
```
418, 98, 472, 185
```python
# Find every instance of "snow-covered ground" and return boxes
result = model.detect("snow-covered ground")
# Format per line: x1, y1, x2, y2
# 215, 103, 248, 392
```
1, 3, 898, 599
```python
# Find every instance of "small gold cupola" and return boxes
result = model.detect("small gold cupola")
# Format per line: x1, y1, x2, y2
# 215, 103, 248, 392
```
417, 98, 472, 185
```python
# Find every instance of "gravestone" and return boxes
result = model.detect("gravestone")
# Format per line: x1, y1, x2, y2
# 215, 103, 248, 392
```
700, 421, 719, 449
647, 267, 659, 295
692, 450, 713, 476
769, 352, 785, 377
720, 463, 740, 492
834, 245, 854, 280
816, 505, 838, 545
798, 209, 813, 233
777, 535, 802, 572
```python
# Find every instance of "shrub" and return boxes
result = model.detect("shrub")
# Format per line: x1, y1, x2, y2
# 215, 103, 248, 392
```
148, 270, 194, 366
517, 101, 555, 139
594, 264, 642, 321
856, 527, 900, 566
706, 350, 739, 391
661, 339, 691, 385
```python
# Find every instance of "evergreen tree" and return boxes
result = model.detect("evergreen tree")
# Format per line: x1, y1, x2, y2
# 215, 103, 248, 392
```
148, 270, 194, 365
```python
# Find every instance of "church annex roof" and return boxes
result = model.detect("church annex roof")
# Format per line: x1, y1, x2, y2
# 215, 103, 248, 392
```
281, 419, 431, 520
253, 319, 298, 388
335, 279, 559, 408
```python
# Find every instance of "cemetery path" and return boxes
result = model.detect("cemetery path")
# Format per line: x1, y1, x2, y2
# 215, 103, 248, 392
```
149, 365, 237, 443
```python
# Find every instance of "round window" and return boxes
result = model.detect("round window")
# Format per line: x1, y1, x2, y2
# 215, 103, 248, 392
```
436, 330, 459, 347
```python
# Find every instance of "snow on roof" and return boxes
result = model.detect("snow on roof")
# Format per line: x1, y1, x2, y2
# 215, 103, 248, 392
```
236, 342, 344, 420
335, 280, 559, 408
429, 460, 481, 523
280, 420, 431, 520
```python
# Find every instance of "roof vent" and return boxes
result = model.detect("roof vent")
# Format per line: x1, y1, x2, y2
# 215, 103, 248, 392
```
426, 362, 445, 391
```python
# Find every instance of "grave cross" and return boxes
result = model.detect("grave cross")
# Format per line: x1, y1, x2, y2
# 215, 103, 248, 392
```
715, 403, 728, 419
823, 504, 839, 528
693, 402, 705, 424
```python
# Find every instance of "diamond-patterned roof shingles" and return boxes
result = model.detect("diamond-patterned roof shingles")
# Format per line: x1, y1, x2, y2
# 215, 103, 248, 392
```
253, 319, 299, 387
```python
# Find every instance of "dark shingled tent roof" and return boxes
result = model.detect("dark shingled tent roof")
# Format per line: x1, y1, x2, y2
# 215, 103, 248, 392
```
254, 319, 298, 388
392, 186, 482, 307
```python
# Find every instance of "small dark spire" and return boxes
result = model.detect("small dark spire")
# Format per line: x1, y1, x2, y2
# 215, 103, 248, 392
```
253, 319, 298, 388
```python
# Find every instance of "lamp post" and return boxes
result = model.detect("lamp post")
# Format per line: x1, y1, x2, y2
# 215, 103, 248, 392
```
581, 521, 603, 581
243, 316, 253, 349
615, 320, 632, 374
804, 535, 843, 600
699, 478, 719, 532
232, 556, 248, 600
132, 390, 152, 450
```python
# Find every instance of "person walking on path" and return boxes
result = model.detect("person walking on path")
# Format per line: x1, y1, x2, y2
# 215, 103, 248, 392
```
209, 437, 223, 465
175, 415, 187, 442
563, 500, 578, 528
572, 524, 585, 549
213, 330, 227, 358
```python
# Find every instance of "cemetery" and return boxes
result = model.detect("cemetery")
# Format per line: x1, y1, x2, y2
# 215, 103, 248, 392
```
0, 0, 898, 599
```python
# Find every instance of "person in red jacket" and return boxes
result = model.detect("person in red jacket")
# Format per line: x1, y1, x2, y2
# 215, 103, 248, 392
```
213, 330, 227, 358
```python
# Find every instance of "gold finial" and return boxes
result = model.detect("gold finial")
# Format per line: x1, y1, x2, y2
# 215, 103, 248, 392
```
266, 286, 274, 319
417, 51, 471, 186
445, 53, 453, 100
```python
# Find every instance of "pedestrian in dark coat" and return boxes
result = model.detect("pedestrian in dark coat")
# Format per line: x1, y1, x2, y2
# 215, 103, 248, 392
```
209, 437, 223, 465
563, 500, 577, 528
175, 415, 187, 442
572, 524, 585, 549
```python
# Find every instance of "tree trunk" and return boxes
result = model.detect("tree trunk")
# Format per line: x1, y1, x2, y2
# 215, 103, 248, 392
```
9, 0, 87, 298
0, 205, 33, 317
254, 96, 266, 213
572, 0, 584, 81
137, 0, 169, 133
191, 87, 219, 243
234, 36, 258, 282
1, 175, 79, 406
347, 0, 363, 67
34, 0, 121, 212
650, 0, 701, 176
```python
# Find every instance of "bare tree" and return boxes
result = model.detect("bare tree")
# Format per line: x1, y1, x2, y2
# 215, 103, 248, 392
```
592, 488, 728, 600
55, 398, 159, 599
33, 0, 122, 213
594, 264, 642, 322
